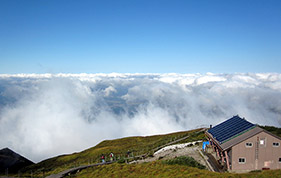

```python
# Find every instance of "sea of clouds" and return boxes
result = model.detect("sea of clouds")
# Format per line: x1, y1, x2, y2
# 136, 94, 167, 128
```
0, 73, 281, 162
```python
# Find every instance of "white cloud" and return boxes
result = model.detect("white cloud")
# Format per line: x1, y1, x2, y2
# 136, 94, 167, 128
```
103, 86, 117, 97
195, 75, 227, 85
0, 73, 281, 162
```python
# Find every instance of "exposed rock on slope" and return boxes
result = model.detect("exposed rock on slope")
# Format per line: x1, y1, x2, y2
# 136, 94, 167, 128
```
0, 148, 34, 174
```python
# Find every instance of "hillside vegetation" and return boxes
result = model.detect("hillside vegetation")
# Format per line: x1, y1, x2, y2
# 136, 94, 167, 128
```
162, 156, 206, 169
261, 125, 281, 137
19, 125, 281, 178
68, 162, 281, 178
22, 128, 205, 176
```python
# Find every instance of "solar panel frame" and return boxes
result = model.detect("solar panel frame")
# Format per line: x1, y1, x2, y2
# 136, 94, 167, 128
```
208, 116, 255, 143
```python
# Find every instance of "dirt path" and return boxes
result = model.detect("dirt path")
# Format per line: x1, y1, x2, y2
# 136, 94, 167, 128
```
45, 162, 113, 178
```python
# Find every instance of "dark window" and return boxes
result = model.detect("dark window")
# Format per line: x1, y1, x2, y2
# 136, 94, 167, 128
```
238, 158, 246, 164
279, 158, 281, 163
273, 142, 280, 147
245, 142, 253, 147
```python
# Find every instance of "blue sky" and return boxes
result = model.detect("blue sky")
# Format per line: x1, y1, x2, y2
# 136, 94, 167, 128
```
1, 0, 281, 74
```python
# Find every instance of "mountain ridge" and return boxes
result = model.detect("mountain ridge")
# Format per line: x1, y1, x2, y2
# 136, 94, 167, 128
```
0, 147, 34, 174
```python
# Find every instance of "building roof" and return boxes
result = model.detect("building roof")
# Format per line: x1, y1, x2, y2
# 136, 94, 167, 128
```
207, 115, 255, 144
206, 115, 281, 151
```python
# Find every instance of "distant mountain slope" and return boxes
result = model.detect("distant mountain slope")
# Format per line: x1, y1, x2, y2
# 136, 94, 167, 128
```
0, 148, 34, 174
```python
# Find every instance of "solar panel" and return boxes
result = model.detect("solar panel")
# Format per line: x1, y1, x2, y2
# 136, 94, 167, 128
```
208, 115, 255, 143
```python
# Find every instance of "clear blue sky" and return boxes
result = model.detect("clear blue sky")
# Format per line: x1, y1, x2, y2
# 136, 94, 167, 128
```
1, 0, 281, 74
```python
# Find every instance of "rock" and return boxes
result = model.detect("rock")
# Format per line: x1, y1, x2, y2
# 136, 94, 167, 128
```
0, 148, 34, 174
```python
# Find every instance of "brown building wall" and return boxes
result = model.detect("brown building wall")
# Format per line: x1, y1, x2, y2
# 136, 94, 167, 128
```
231, 131, 281, 171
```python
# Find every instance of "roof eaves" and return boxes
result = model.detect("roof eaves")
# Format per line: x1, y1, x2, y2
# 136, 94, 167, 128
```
262, 129, 281, 141
205, 130, 223, 150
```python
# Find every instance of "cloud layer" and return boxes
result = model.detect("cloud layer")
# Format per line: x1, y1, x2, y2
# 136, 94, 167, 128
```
0, 73, 281, 162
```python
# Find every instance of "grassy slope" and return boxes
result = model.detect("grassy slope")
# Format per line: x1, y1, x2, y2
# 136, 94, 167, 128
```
68, 125, 281, 178
22, 128, 204, 176
70, 162, 281, 178
21, 125, 281, 177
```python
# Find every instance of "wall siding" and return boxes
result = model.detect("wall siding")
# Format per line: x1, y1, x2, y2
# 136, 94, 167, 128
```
231, 131, 281, 171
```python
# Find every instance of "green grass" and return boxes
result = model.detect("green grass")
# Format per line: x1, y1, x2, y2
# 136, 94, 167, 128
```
67, 162, 281, 178
19, 125, 281, 177
260, 125, 281, 137
21, 128, 205, 177
162, 156, 206, 170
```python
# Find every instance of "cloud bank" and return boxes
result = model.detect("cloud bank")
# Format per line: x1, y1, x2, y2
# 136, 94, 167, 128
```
0, 73, 281, 162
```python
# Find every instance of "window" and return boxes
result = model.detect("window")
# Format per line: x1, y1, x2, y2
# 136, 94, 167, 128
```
273, 142, 280, 147
279, 158, 281, 163
245, 142, 253, 147
238, 158, 246, 164
260, 139, 266, 146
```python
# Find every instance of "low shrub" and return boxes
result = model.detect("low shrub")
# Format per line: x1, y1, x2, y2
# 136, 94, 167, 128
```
162, 156, 206, 170
117, 158, 126, 164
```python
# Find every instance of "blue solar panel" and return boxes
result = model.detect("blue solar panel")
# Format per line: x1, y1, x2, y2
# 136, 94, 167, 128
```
208, 115, 255, 143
